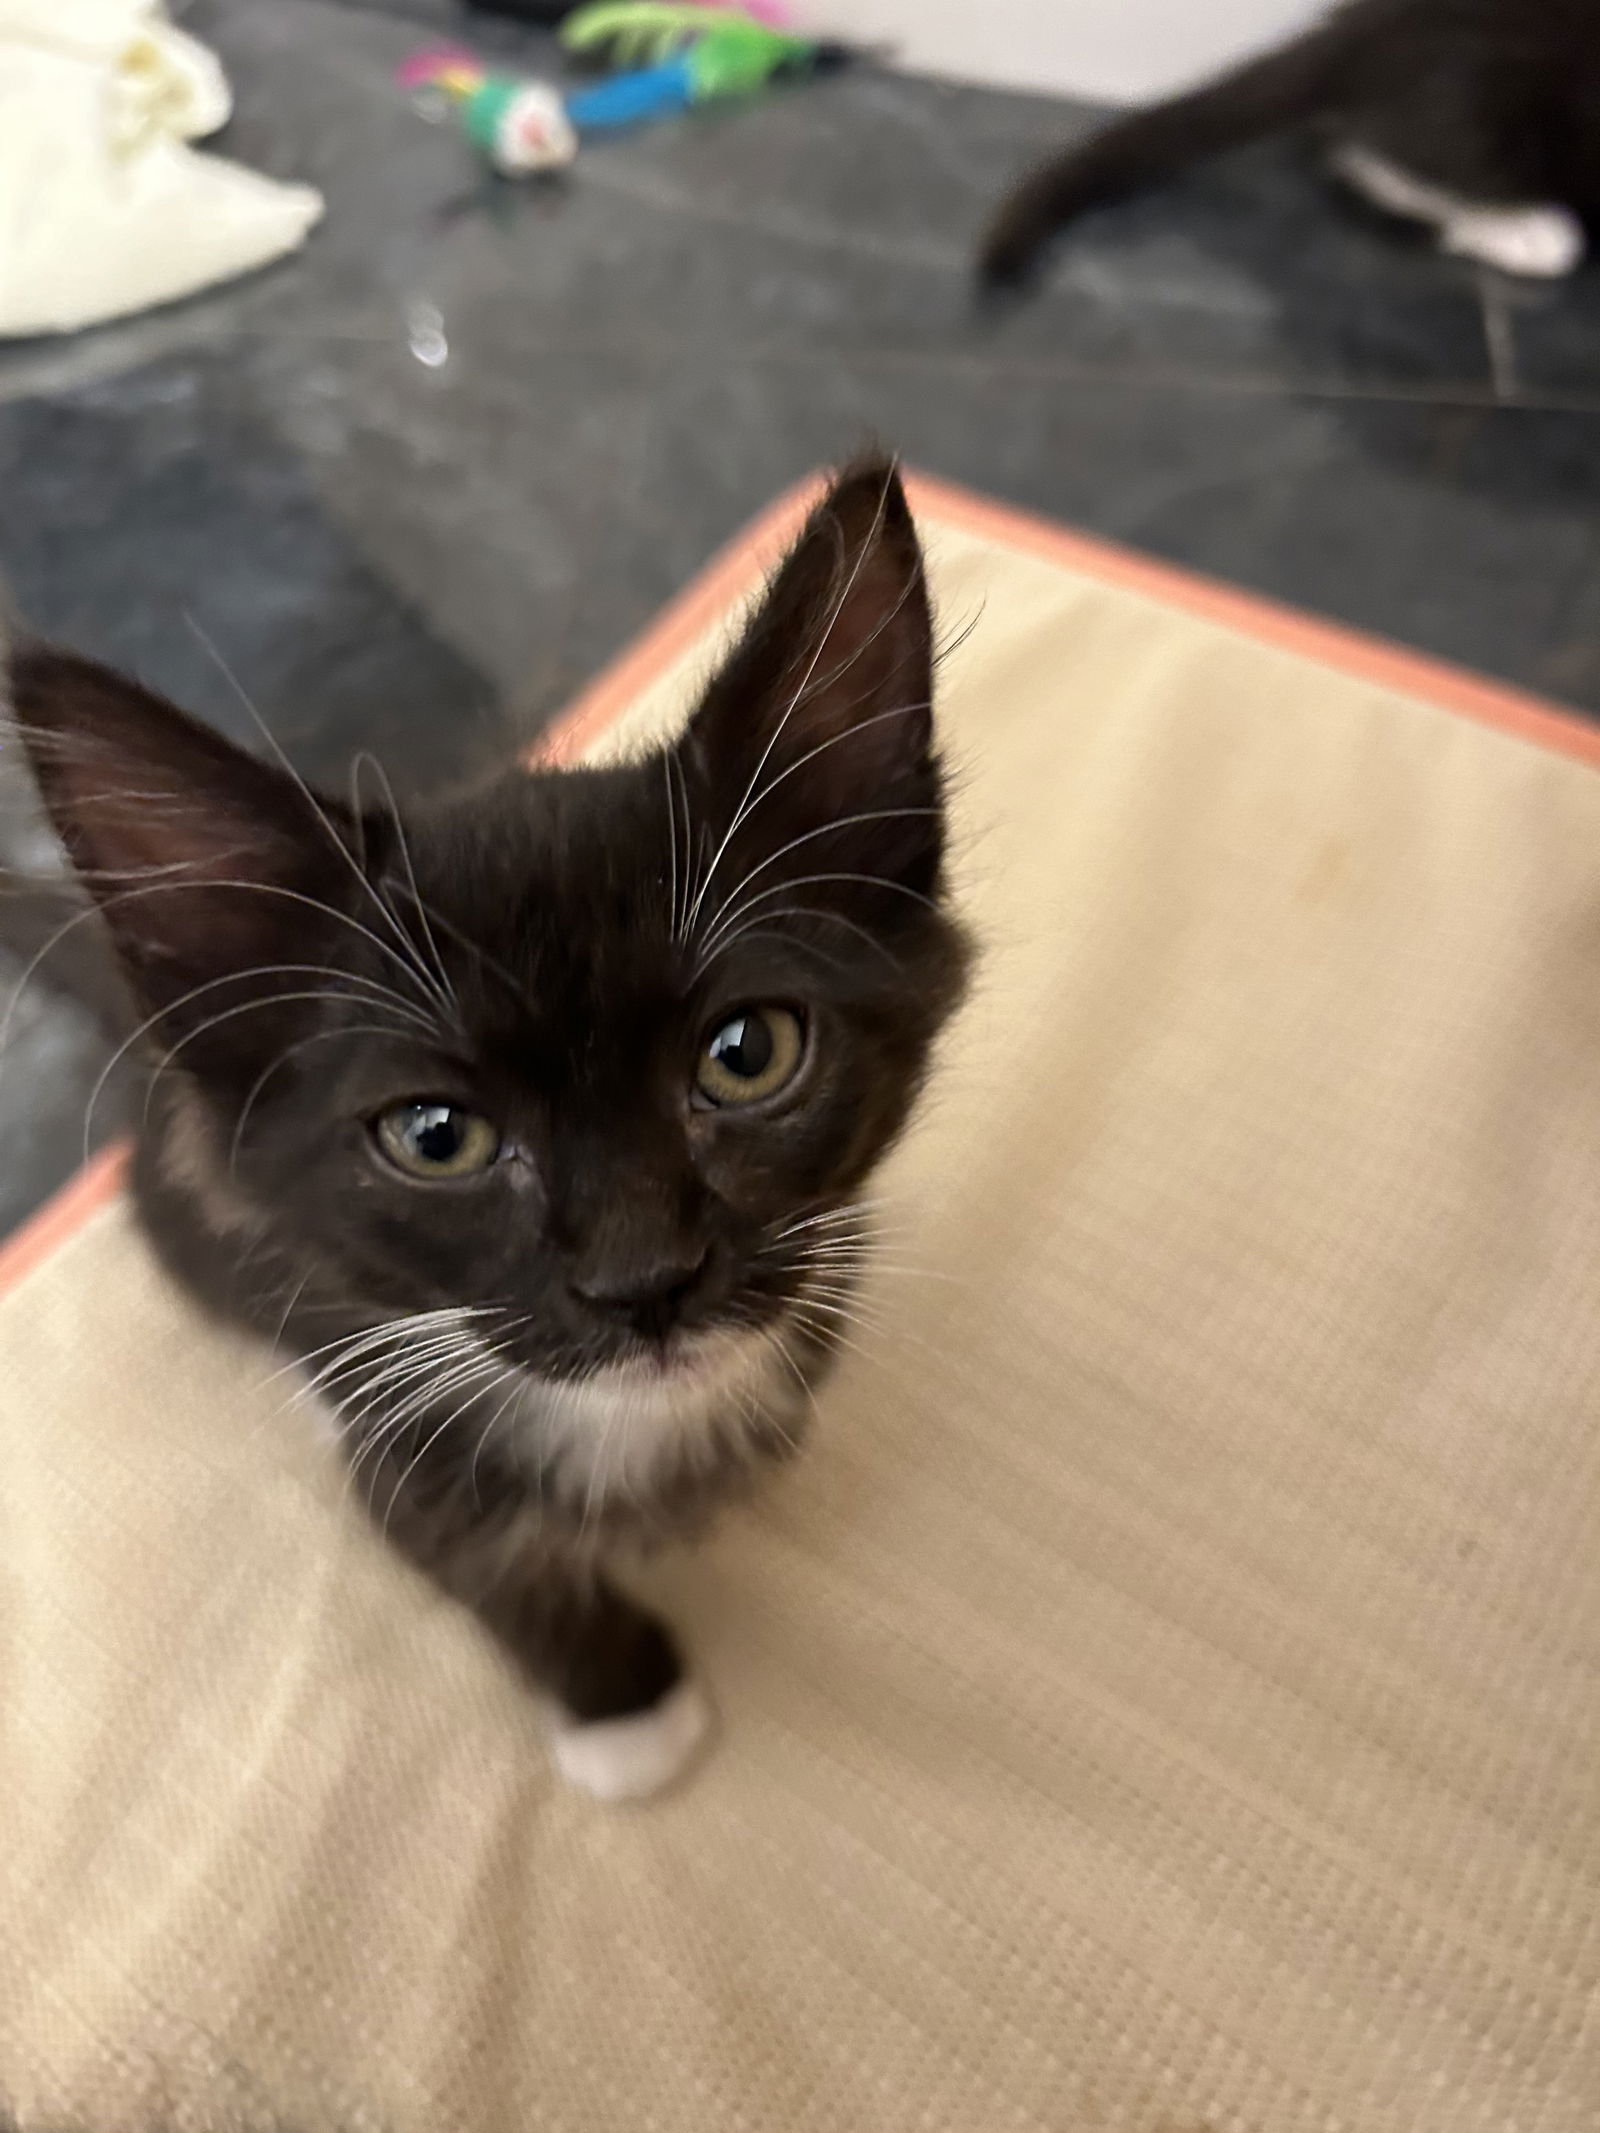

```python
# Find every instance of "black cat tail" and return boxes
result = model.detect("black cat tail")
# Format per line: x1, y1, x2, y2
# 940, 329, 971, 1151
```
976, 12, 1364, 296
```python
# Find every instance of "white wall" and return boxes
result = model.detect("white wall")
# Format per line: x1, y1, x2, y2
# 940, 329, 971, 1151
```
807, 0, 1328, 104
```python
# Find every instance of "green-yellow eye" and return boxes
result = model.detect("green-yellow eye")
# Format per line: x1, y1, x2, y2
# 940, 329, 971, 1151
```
374, 1101, 500, 1179
696, 1007, 805, 1108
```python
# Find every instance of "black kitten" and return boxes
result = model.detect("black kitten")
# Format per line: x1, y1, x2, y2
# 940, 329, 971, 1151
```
9, 460, 969, 1800
980, 0, 1600, 293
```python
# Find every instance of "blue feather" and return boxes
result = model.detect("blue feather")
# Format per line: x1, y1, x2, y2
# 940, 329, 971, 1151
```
565, 57, 696, 130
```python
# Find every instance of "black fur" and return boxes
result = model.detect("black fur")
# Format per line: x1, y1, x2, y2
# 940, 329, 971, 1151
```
8, 460, 970, 1739
979, 0, 1600, 292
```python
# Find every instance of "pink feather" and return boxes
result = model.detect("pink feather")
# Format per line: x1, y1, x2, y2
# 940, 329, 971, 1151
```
396, 43, 485, 91
678, 0, 795, 24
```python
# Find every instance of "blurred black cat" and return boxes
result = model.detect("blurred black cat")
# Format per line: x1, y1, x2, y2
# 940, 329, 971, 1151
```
980, 0, 1600, 292
8, 460, 969, 1801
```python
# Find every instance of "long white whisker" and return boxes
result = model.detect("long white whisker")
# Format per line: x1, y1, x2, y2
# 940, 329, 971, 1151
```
684, 471, 894, 934
696, 807, 940, 958
227, 1021, 421, 1170
470, 1369, 530, 1510
88, 975, 429, 1159
352, 749, 461, 1023
662, 750, 681, 945
325, 1308, 531, 1425
704, 700, 930, 847
706, 869, 941, 939
695, 905, 910, 977
343, 1350, 504, 1516
285, 1322, 462, 1390
670, 747, 696, 947
380, 1365, 505, 1541
0, 874, 448, 1125
786, 1303, 871, 1365
311, 1327, 496, 1407
259, 1268, 316, 1363
281, 1305, 502, 1383
768, 1201, 882, 1244
183, 616, 461, 1026
765, 1326, 818, 1441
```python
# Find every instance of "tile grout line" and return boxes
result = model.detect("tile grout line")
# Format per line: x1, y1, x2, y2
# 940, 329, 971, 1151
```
1476, 272, 1519, 404
12, 319, 1595, 420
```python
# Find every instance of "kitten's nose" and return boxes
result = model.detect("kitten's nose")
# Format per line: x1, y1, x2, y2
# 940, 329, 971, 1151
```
570, 1246, 712, 1340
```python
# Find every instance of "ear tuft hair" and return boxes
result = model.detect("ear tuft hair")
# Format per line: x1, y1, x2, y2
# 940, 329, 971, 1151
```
8, 645, 358, 1032
682, 457, 941, 896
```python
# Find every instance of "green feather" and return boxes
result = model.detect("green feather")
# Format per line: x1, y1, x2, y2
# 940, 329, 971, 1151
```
687, 18, 812, 96
562, 5, 730, 67
561, 5, 814, 97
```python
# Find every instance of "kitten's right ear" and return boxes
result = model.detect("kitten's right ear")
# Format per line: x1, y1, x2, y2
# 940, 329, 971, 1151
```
8, 646, 356, 1014
681, 458, 940, 891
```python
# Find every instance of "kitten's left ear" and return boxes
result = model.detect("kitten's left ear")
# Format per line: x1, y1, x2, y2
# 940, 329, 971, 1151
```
684, 457, 937, 844
7, 645, 361, 1030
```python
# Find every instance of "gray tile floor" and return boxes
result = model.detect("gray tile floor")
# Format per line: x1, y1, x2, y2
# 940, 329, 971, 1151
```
5, 0, 1600, 1235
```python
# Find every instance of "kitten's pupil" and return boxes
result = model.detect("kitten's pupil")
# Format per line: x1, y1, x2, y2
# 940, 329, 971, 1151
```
709, 1015, 773, 1080
408, 1105, 468, 1164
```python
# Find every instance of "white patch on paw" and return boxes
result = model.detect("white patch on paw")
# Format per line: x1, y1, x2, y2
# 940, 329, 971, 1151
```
551, 1678, 713, 1802
1443, 205, 1584, 279
1332, 144, 1585, 278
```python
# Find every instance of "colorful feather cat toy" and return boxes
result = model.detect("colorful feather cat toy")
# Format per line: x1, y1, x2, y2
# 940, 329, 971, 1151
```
400, 5, 850, 175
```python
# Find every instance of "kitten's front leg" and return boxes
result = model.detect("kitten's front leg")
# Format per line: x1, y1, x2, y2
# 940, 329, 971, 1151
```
364, 1434, 712, 1802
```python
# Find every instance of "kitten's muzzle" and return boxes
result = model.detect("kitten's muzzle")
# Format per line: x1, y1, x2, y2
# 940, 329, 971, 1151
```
568, 1244, 714, 1343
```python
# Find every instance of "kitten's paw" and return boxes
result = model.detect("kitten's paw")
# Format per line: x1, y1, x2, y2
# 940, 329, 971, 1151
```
1443, 205, 1585, 278
551, 1678, 714, 1802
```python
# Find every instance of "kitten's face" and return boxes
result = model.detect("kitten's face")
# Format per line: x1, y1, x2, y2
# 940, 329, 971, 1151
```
190, 744, 960, 1389
11, 463, 967, 1402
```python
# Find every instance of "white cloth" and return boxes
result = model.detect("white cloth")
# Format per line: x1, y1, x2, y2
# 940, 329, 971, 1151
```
0, 0, 322, 338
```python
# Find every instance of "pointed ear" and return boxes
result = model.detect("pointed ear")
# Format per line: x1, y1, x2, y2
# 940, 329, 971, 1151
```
684, 458, 938, 844
8, 646, 358, 1027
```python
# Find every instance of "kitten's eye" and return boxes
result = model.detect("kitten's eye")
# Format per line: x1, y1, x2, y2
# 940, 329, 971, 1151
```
696, 1007, 805, 1108
374, 1102, 500, 1179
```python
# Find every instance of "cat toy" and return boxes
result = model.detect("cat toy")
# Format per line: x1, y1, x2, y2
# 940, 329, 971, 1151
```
462, 0, 794, 24
399, 5, 850, 177
398, 46, 577, 172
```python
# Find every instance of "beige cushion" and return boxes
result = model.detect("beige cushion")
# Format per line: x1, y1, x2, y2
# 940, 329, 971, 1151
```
3, 478, 1598, 2132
